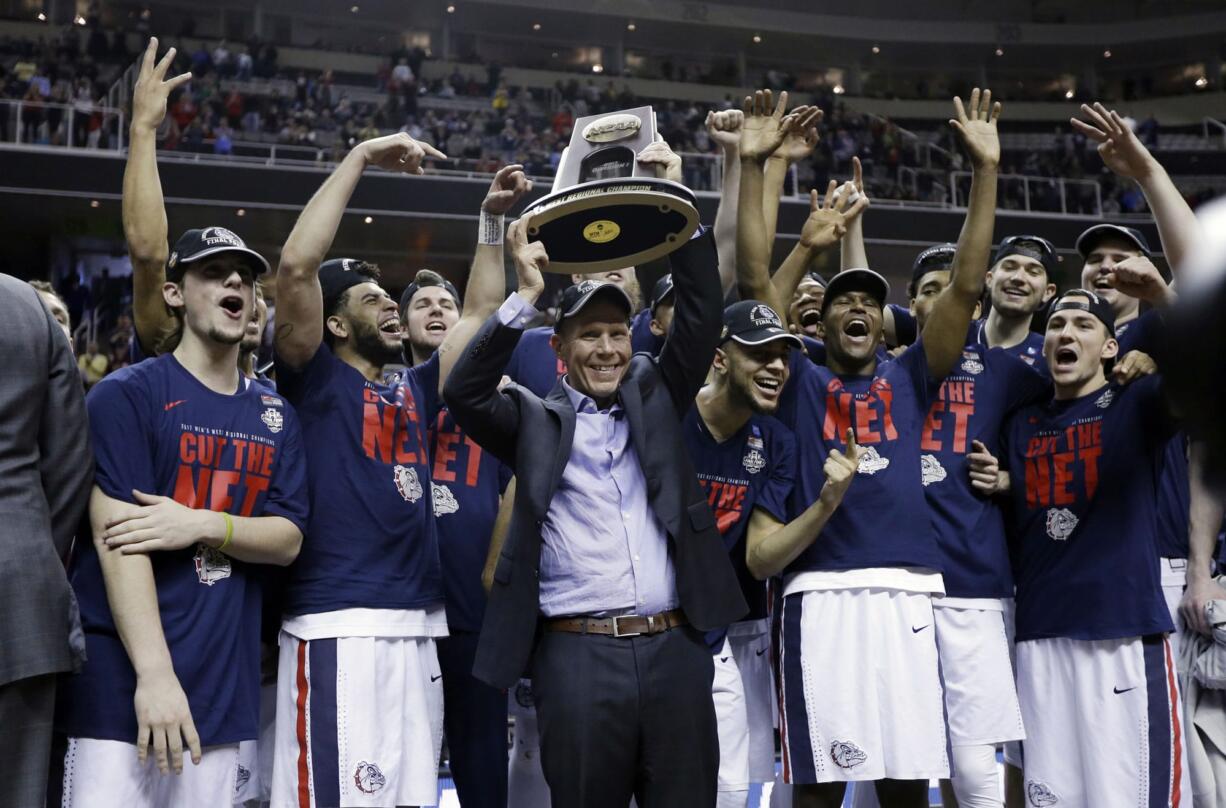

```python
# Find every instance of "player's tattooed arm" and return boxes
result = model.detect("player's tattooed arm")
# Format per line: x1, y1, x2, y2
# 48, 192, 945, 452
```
1180, 443, 1226, 636
482, 477, 517, 592
968, 440, 1010, 496
125, 38, 191, 355
922, 89, 1001, 379
276, 132, 445, 369
708, 108, 745, 298
89, 487, 203, 775
1072, 103, 1201, 271
746, 429, 864, 579
737, 90, 797, 320
101, 489, 303, 565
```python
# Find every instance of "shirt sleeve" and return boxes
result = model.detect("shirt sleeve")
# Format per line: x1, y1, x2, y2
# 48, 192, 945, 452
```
1000, 351, 1053, 413
893, 341, 936, 405
756, 424, 796, 523
259, 404, 310, 535
86, 375, 156, 503
497, 292, 539, 330
274, 343, 337, 407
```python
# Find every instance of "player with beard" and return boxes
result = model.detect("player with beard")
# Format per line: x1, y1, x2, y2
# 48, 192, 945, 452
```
52, 190, 310, 805
269, 131, 510, 808
970, 286, 1189, 807
399, 168, 530, 808
740, 88, 1001, 808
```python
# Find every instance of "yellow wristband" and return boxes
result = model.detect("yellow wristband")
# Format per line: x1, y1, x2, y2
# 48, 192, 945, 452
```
219, 512, 234, 553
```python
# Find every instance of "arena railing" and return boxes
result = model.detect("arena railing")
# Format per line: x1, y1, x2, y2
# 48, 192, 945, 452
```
948, 170, 1103, 217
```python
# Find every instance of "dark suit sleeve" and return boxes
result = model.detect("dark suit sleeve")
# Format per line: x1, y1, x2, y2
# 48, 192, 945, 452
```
442, 312, 528, 465
37, 302, 93, 560
656, 228, 722, 416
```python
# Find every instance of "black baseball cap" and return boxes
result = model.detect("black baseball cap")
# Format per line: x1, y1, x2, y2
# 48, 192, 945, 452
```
993, 235, 1058, 278
650, 274, 675, 315
909, 243, 958, 296
720, 300, 803, 349
821, 267, 891, 315
800, 270, 827, 288
1075, 224, 1152, 259
1047, 289, 1116, 337
319, 258, 380, 311
554, 279, 633, 332
399, 274, 460, 313
167, 227, 270, 282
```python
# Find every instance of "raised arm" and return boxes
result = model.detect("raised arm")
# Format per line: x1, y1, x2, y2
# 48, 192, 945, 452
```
922, 89, 1000, 379
763, 105, 822, 246
840, 157, 870, 270
437, 164, 532, 394
736, 90, 795, 314
1072, 103, 1201, 271
707, 108, 745, 298
124, 38, 192, 355
90, 487, 201, 775
657, 228, 723, 414
275, 133, 445, 369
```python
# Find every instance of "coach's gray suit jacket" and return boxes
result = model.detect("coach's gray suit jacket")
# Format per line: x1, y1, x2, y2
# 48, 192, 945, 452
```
443, 230, 748, 689
0, 274, 92, 687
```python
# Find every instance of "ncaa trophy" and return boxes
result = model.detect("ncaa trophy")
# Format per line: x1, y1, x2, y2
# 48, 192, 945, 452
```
520, 106, 700, 274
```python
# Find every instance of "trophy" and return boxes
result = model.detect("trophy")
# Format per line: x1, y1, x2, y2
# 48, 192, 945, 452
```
520, 106, 700, 274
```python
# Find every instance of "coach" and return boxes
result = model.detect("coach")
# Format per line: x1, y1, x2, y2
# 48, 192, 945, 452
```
444, 218, 746, 807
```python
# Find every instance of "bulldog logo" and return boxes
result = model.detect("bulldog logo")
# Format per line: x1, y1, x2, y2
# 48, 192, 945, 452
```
1045, 507, 1078, 541
921, 454, 947, 486
194, 544, 232, 586
234, 764, 251, 793
432, 482, 459, 516
353, 761, 387, 794
394, 465, 423, 504
830, 740, 867, 769
857, 446, 890, 475
1026, 780, 1058, 806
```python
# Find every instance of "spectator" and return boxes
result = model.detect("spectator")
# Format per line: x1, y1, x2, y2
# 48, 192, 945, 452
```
236, 46, 253, 80
77, 340, 109, 387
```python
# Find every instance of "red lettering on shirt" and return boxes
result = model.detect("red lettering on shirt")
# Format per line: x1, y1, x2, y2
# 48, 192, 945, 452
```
1021, 416, 1105, 510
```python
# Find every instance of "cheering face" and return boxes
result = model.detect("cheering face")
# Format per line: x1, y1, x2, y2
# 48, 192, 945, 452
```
721, 340, 792, 415
1043, 309, 1119, 393
402, 286, 460, 355
170, 257, 255, 347
241, 287, 267, 355
335, 281, 404, 367
821, 290, 883, 370
551, 301, 633, 406
789, 278, 826, 337
909, 269, 951, 334
988, 255, 1053, 317
1080, 236, 1144, 315
572, 268, 641, 311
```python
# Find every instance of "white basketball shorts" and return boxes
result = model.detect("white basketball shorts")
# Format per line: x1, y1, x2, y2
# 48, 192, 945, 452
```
727, 617, 777, 783
933, 599, 1025, 747
53, 737, 240, 808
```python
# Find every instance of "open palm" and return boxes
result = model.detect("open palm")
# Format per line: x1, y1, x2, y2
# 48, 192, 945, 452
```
949, 88, 1001, 169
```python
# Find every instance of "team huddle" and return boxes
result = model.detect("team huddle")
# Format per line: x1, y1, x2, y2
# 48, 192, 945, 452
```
37, 38, 1217, 808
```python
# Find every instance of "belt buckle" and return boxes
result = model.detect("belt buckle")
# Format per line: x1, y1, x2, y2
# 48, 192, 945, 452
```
611, 614, 642, 638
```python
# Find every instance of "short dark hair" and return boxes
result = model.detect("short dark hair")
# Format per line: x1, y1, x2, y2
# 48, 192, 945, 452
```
399, 269, 459, 319
324, 260, 381, 347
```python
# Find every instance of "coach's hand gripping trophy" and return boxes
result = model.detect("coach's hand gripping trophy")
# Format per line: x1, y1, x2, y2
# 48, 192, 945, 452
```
520, 106, 700, 273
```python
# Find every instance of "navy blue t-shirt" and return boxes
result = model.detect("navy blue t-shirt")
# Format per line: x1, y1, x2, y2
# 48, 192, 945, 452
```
429, 406, 513, 633
682, 407, 794, 650
920, 337, 1050, 598
630, 307, 662, 356
1001, 376, 1176, 641
777, 343, 943, 573
276, 344, 443, 615
58, 355, 309, 746
892, 308, 1047, 373
799, 335, 891, 367
504, 326, 565, 399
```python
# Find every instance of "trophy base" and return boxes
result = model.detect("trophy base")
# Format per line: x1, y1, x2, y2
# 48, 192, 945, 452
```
520, 177, 700, 274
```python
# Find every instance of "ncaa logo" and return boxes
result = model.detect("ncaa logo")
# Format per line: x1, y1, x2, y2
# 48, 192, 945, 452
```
201, 227, 243, 247
829, 740, 867, 769
353, 761, 387, 794
1095, 389, 1115, 409
260, 407, 283, 434
749, 304, 781, 327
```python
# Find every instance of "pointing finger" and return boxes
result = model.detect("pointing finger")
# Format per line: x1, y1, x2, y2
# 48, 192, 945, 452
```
843, 427, 859, 459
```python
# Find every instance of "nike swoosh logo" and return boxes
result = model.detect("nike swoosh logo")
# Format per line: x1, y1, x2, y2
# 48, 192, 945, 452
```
430, 674, 443, 682
719, 657, 730, 663
911, 625, 929, 633
756, 648, 767, 657
163, 399, 187, 411
1113, 686, 1136, 694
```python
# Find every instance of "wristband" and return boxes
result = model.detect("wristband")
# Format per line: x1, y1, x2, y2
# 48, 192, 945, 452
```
219, 512, 234, 553
479, 211, 505, 246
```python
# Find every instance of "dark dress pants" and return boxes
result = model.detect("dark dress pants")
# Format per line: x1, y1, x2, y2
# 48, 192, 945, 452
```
1, 673, 56, 808
438, 630, 509, 807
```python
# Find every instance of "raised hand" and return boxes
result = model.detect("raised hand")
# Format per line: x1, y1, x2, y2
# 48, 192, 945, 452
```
949, 88, 1002, 170
800, 180, 869, 252
739, 89, 796, 163
508, 216, 547, 301
773, 104, 823, 164
706, 108, 745, 151
131, 37, 192, 132
1072, 103, 1158, 181
360, 132, 446, 175
820, 428, 865, 508
483, 163, 533, 215
636, 137, 683, 183
1106, 255, 1172, 304
968, 440, 1009, 495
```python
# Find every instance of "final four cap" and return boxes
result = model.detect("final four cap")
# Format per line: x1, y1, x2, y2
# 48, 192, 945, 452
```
554, 279, 633, 332
166, 227, 270, 282
909, 242, 958, 295
649, 273, 675, 314
319, 258, 378, 310
1047, 288, 1116, 336
821, 267, 891, 315
993, 234, 1059, 277
1075, 224, 1152, 258
720, 300, 803, 349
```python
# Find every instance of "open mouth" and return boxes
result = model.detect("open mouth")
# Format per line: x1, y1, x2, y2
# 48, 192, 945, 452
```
1093, 276, 1114, 291
425, 320, 448, 335
843, 318, 870, 339
754, 376, 782, 397
1002, 285, 1029, 299
379, 317, 402, 337
1054, 346, 1078, 369
588, 364, 621, 378
800, 308, 821, 328
219, 295, 244, 318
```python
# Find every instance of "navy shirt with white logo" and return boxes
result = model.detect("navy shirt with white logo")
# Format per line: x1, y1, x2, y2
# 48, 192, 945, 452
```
58, 355, 309, 746
429, 406, 513, 633
276, 344, 443, 615
921, 335, 1050, 598
682, 407, 794, 650
777, 343, 943, 573
1001, 376, 1176, 641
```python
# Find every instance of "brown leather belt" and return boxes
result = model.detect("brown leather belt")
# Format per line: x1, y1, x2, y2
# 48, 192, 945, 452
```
543, 608, 688, 638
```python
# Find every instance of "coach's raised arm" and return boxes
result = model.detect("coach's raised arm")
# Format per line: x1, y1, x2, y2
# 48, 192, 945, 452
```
443, 216, 745, 804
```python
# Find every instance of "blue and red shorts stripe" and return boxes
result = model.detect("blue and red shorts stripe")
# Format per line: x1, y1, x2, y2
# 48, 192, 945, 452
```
1143, 634, 1183, 808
